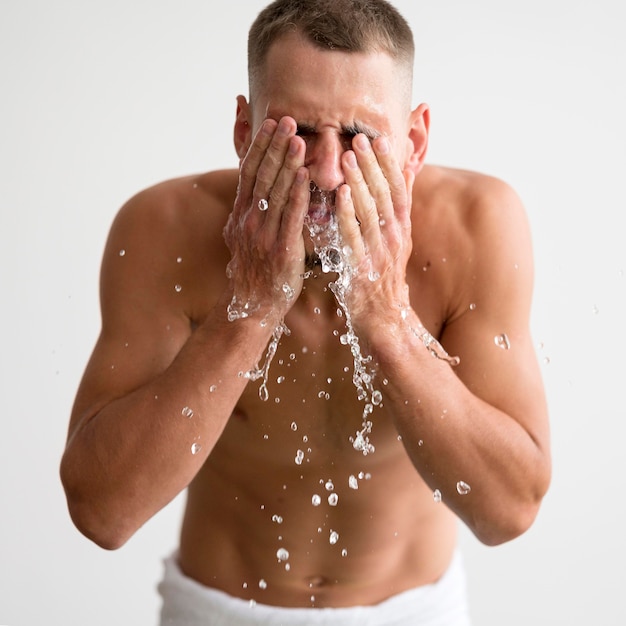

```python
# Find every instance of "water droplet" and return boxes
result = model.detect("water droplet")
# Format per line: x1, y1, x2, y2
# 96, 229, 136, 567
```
341, 548, 348, 557
209, 384, 217, 393
249, 599, 256, 608
277, 376, 285, 384
456, 481, 471, 495
258, 579, 267, 589
469, 303, 477, 311
271, 514, 283, 524
181, 406, 194, 418
311, 494, 321, 506
118, 249, 126, 256
328, 493, 339, 506
494, 333, 511, 350
313, 307, 321, 315
295, 450, 305, 465
174, 284, 182, 293
348, 475, 359, 490
276, 548, 289, 561
325, 480, 334, 491
329, 530, 339, 545
258, 384, 269, 402
290, 421, 297, 431
191, 443, 202, 455
282, 283, 295, 300
433, 489, 442, 503
372, 390, 383, 406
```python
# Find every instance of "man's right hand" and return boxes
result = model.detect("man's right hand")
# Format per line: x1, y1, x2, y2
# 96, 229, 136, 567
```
223, 116, 310, 325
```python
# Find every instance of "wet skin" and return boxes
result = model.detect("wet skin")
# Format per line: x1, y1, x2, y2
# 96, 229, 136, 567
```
61, 32, 550, 608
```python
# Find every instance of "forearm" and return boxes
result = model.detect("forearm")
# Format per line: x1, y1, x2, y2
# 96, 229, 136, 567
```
367, 313, 550, 545
61, 300, 274, 548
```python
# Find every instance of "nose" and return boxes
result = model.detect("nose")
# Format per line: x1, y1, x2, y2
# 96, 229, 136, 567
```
304, 133, 346, 192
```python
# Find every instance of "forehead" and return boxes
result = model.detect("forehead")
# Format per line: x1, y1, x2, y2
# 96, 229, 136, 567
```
253, 33, 408, 129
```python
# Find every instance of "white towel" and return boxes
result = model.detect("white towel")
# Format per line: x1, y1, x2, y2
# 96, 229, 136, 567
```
158, 550, 472, 625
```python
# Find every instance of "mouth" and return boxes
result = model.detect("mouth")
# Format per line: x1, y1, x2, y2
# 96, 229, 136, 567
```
307, 182, 337, 225
306, 202, 333, 224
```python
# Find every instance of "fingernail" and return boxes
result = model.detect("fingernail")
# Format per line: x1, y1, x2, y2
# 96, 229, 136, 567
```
377, 136, 390, 155
288, 136, 300, 155
345, 151, 358, 169
355, 134, 370, 151
278, 118, 291, 136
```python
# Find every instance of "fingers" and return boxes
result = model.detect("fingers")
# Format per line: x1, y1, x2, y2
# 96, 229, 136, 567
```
237, 117, 308, 235
337, 133, 413, 272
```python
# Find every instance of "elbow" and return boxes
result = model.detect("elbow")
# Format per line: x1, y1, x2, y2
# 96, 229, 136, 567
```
67, 502, 131, 551
60, 457, 135, 551
473, 472, 551, 547
473, 500, 541, 546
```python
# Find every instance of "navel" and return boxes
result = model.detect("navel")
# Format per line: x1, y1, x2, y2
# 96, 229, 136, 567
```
306, 574, 331, 588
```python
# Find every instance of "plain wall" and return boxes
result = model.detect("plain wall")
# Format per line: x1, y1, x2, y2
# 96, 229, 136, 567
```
1, 0, 624, 624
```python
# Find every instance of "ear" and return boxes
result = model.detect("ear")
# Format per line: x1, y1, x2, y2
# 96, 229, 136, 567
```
404, 103, 430, 175
234, 95, 252, 160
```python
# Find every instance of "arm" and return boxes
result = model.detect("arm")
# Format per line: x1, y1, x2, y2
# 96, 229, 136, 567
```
60, 118, 310, 549
337, 137, 551, 545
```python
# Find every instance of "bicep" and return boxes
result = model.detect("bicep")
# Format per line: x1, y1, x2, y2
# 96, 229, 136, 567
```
67, 200, 192, 439
440, 187, 549, 446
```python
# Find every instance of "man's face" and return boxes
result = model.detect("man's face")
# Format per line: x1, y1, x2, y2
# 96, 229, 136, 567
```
250, 32, 412, 225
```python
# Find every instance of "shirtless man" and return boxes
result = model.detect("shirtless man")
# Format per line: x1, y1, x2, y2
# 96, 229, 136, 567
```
60, 1, 551, 624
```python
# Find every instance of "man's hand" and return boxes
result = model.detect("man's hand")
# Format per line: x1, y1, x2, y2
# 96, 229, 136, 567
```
223, 116, 310, 324
336, 133, 415, 327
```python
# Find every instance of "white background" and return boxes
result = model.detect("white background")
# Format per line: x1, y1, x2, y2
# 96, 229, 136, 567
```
1, 0, 624, 624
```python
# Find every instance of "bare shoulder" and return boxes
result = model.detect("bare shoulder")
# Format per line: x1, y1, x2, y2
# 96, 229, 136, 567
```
414, 164, 525, 221
109, 169, 239, 246
413, 164, 530, 252
410, 165, 533, 327
69, 170, 240, 427
102, 169, 239, 308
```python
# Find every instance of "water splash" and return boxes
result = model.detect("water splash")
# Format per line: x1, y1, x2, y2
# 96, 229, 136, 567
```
306, 212, 380, 456
401, 308, 460, 366
245, 322, 291, 401
227, 294, 259, 322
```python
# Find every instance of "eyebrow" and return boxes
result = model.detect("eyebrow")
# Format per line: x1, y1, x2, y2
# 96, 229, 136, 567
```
296, 122, 382, 141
